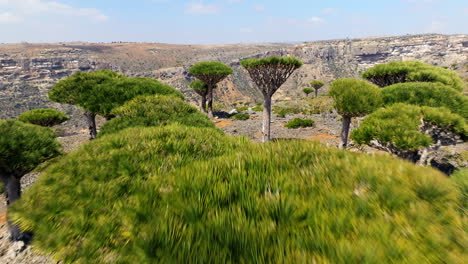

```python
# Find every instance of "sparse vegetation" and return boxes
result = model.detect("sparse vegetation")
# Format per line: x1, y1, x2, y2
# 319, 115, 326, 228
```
285, 118, 314, 129
241, 56, 303, 142
18, 108, 69, 127
330, 78, 382, 148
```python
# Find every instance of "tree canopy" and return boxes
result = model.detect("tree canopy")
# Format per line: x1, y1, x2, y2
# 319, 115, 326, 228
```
189, 80, 209, 96
352, 103, 467, 151
361, 61, 465, 91
189, 61, 233, 77
329, 78, 382, 117
302, 88, 313, 95
50, 71, 183, 118
0, 120, 61, 177
240, 56, 303, 69
381, 82, 468, 118
310, 80, 325, 89
11, 127, 466, 263
98, 95, 216, 136
18, 108, 69, 127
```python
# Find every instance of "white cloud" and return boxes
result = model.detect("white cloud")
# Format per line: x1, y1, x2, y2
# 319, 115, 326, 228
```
185, 1, 220, 15
0, 12, 22, 23
307, 17, 324, 24
0, 0, 108, 22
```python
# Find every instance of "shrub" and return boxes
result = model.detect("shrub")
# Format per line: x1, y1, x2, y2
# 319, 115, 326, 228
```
18, 108, 69, 127
11, 137, 466, 263
351, 103, 467, 162
230, 113, 250, 120
235, 106, 249, 112
285, 118, 315, 129
252, 105, 263, 112
98, 95, 215, 137
362, 61, 465, 91
0, 120, 61, 240
382, 82, 468, 118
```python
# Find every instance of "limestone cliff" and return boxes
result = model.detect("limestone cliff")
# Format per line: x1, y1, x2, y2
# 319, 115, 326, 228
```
0, 34, 466, 122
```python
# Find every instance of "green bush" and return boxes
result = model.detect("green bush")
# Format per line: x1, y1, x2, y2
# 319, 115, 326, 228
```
235, 106, 249, 112
362, 61, 465, 91
230, 113, 250, 120
252, 105, 263, 112
285, 118, 315, 129
98, 95, 215, 137
352, 103, 467, 151
18, 108, 69, 127
382, 82, 468, 118
11, 135, 466, 263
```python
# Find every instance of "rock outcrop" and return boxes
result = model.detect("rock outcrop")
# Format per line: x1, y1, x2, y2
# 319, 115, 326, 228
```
1, 34, 467, 122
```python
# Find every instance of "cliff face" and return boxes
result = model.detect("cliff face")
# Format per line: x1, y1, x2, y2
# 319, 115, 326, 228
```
1, 34, 467, 121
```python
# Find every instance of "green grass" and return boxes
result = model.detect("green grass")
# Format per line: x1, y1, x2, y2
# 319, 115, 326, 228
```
11, 126, 466, 263
285, 118, 315, 129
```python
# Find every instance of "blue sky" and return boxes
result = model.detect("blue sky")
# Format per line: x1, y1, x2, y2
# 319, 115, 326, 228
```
0, 0, 467, 44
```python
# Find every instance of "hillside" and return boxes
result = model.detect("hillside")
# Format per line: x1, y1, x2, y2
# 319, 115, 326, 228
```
1, 34, 467, 124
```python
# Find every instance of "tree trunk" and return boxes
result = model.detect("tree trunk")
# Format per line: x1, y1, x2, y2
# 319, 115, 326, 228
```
1, 175, 27, 241
340, 116, 352, 148
314, 89, 318, 98
207, 86, 214, 118
84, 111, 97, 140
262, 95, 272, 143
201, 95, 207, 113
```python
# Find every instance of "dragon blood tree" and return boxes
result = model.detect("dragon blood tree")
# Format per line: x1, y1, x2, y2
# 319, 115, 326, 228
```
189, 62, 233, 118
241, 56, 303, 142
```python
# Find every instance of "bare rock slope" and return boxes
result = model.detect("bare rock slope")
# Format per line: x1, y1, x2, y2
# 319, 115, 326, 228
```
1, 34, 467, 122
